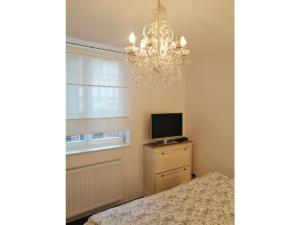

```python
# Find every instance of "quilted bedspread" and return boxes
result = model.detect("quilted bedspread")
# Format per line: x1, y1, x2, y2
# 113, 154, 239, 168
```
84, 171, 234, 225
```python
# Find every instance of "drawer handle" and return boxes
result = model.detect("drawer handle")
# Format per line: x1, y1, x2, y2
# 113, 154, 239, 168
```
161, 152, 165, 155
184, 148, 187, 150
184, 168, 187, 171
161, 174, 165, 177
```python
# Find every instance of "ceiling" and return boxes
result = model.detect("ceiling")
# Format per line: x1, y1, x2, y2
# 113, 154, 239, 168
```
66, 0, 234, 58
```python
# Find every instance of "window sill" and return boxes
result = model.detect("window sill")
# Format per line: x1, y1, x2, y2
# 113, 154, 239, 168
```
66, 143, 130, 156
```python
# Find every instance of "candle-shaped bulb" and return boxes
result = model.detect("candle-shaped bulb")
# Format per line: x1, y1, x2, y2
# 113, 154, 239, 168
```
129, 32, 136, 44
180, 36, 187, 47
140, 39, 146, 49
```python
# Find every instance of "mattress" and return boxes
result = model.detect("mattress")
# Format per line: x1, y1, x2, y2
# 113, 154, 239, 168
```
84, 171, 234, 225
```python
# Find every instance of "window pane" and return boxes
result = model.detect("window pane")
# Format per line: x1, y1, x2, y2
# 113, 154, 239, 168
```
66, 134, 84, 142
92, 133, 104, 139
92, 131, 120, 140
66, 130, 130, 152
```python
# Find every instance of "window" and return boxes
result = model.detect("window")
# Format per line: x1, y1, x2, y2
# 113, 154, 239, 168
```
66, 45, 130, 153
66, 130, 130, 151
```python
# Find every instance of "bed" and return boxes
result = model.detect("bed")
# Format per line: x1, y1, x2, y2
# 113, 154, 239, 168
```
84, 172, 234, 225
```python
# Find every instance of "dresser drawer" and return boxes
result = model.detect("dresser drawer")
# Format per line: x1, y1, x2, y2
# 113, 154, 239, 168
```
155, 146, 191, 173
155, 166, 191, 193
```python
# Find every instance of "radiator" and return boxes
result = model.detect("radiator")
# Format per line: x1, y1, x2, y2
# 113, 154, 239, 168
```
66, 160, 123, 219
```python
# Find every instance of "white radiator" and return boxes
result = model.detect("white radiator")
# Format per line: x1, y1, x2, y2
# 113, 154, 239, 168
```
66, 160, 123, 219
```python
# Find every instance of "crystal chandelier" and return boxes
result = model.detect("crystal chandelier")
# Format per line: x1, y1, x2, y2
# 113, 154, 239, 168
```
125, 0, 190, 86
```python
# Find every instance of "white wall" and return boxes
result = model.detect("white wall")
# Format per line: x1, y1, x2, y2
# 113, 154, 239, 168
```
186, 52, 234, 178
66, 77, 186, 205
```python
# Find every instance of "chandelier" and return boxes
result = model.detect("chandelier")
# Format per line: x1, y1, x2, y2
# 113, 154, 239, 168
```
125, 0, 190, 86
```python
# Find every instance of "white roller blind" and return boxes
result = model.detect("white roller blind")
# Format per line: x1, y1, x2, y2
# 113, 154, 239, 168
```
66, 85, 129, 119
66, 45, 130, 136
66, 117, 130, 136
66, 51, 130, 87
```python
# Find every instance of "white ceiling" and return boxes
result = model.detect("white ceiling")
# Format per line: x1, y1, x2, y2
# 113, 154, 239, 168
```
66, 0, 234, 57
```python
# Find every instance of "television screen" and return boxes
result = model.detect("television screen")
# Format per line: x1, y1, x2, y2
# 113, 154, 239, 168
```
151, 113, 182, 139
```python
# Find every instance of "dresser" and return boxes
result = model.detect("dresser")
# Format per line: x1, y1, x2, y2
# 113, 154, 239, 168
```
143, 141, 192, 196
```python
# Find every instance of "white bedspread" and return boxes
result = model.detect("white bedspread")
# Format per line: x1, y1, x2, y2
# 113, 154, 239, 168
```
85, 172, 234, 225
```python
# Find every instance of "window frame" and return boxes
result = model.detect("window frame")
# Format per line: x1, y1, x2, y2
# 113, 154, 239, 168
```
66, 130, 130, 153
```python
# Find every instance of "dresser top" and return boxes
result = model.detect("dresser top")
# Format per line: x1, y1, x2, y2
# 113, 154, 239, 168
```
143, 140, 192, 149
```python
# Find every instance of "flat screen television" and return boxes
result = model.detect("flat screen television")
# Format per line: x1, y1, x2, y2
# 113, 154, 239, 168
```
151, 113, 182, 143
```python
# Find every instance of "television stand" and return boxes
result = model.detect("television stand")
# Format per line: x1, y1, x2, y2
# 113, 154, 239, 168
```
143, 141, 192, 195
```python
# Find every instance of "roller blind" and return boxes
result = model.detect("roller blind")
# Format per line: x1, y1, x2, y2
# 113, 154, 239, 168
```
66, 45, 130, 136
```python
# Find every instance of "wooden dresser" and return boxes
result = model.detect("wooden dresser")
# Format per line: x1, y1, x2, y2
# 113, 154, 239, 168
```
143, 141, 192, 196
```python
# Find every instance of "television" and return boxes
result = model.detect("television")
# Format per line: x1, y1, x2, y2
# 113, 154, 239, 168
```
151, 113, 182, 143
